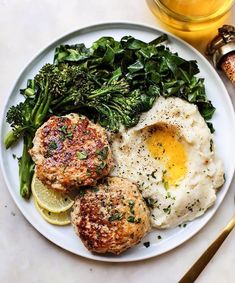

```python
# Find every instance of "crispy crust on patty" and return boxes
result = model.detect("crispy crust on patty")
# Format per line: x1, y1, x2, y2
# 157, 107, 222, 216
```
71, 177, 151, 254
29, 114, 113, 192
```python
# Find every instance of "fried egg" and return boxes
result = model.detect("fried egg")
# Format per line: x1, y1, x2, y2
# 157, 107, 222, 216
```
111, 97, 224, 228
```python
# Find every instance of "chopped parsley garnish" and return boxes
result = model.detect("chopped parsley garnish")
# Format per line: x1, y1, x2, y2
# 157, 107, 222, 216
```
162, 179, 169, 190
143, 241, 150, 248
127, 215, 141, 223
145, 198, 155, 209
96, 146, 109, 160
163, 205, 171, 214
76, 151, 88, 160
96, 162, 106, 174
48, 140, 58, 150
157, 235, 162, 239
165, 192, 176, 200
128, 200, 135, 214
162, 170, 169, 189
166, 192, 171, 199
58, 125, 67, 134
58, 125, 73, 140
12, 154, 16, 159
108, 212, 123, 221
66, 131, 73, 139
127, 215, 135, 223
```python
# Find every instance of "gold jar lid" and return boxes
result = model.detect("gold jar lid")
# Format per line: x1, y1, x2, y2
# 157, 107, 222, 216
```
207, 25, 235, 67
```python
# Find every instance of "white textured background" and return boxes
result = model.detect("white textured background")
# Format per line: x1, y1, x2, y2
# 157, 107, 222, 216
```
0, 1, 234, 282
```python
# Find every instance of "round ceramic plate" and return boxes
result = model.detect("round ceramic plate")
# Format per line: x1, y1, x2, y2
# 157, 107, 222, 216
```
1, 23, 235, 262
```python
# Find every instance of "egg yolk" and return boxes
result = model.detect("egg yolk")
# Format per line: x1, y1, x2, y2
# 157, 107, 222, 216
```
146, 127, 187, 187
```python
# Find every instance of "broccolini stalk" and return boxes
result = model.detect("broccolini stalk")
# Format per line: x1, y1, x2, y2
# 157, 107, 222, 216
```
18, 133, 34, 199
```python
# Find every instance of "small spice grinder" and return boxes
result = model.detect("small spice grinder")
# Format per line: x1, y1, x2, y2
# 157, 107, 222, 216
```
207, 25, 235, 86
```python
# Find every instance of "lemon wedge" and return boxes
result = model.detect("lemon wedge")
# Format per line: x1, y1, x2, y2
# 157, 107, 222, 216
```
34, 198, 71, 225
32, 174, 74, 213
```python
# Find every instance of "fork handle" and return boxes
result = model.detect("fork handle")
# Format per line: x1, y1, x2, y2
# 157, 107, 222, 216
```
179, 215, 235, 283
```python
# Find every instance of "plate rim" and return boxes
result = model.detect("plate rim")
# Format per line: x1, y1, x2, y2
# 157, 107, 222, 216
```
1, 21, 235, 262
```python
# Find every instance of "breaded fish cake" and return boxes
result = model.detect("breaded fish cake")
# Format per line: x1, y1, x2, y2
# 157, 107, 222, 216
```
29, 114, 113, 192
71, 177, 151, 254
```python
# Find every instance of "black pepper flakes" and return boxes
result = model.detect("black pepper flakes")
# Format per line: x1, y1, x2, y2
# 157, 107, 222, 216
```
143, 241, 150, 248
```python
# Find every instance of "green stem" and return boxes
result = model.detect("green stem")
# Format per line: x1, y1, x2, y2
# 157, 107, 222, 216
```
31, 86, 44, 120
52, 95, 75, 110
88, 86, 113, 100
19, 133, 34, 199
34, 81, 51, 128
4, 127, 26, 149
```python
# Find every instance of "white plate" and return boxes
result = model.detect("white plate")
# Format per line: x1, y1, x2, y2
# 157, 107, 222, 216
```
1, 23, 235, 262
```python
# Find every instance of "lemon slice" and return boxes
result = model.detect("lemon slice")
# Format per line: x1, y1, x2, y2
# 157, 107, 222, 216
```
34, 198, 71, 225
32, 174, 74, 213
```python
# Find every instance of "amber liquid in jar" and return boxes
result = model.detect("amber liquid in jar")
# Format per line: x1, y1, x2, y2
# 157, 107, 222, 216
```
153, 0, 234, 31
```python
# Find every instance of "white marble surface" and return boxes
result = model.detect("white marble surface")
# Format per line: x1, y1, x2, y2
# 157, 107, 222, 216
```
0, 1, 234, 282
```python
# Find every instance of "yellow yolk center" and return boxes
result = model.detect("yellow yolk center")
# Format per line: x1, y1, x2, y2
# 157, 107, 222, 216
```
146, 127, 187, 187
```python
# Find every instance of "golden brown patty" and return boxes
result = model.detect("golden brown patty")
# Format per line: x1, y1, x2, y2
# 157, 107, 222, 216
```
29, 114, 113, 192
71, 177, 151, 254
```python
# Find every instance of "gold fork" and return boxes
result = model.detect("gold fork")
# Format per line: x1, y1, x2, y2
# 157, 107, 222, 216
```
179, 214, 235, 283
